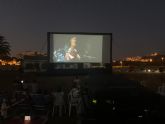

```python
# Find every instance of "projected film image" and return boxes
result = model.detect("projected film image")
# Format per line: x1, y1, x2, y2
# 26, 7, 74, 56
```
52, 34, 103, 63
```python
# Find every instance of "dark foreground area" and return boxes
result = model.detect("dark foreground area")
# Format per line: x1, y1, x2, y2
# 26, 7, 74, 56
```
0, 71, 165, 124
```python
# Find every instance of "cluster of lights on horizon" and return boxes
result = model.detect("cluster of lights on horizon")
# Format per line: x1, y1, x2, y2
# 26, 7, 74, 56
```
126, 57, 153, 63
0, 52, 164, 67
125, 52, 164, 63
0, 59, 21, 66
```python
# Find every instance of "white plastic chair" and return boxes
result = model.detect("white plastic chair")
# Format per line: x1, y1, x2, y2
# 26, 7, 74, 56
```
68, 89, 81, 117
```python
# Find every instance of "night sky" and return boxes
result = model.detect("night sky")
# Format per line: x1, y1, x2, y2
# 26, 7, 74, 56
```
0, 0, 165, 59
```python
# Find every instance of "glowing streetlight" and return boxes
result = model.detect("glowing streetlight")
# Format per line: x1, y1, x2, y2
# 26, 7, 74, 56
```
149, 59, 153, 62
148, 69, 151, 72
162, 57, 164, 65
120, 61, 123, 67
24, 116, 31, 124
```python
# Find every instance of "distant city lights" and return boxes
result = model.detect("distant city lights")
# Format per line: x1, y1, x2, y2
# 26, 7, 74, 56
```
92, 99, 97, 104
21, 80, 24, 84
24, 116, 31, 121
147, 69, 151, 72
0, 59, 20, 66
150, 52, 160, 56
120, 61, 123, 67
149, 59, 153, 62
125, 52, 164, 63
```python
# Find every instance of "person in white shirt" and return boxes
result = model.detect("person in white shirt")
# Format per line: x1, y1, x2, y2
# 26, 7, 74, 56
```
68, 83, 82, 116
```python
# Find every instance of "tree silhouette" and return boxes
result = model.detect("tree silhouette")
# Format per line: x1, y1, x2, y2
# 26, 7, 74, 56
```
0, 35, 11, 58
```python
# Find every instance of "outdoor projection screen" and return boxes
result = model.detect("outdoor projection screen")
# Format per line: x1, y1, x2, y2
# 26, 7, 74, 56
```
48, 33, 112, 63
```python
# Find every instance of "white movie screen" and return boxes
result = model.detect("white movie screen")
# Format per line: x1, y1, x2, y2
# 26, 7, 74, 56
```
49, 34, 111, 63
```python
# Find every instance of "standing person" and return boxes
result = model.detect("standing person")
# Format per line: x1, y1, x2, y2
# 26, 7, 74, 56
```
52, 86, 64, 117
158, 83, 165, 96
81, 82, 90, 112
31, 79, 39, 93
1, 99, 8, 119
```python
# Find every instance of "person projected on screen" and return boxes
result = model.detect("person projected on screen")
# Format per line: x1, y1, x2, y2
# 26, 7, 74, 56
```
65, 37, 80, 61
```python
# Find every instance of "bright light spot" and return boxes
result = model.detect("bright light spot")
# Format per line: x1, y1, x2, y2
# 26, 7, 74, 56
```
112, 107, 116, 110
92, 99, 97, 104
21, 80, 24, 84
0, 59, 21, 66
148, 69, 151, 72
144, 109, 148, 112
138, 115, 143, 118
24, 116, 31, 121
106, 100, 111, 104
149, 59, 153, 62
113, 60, 116, 63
